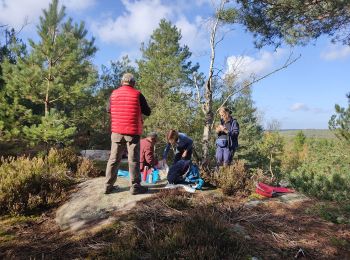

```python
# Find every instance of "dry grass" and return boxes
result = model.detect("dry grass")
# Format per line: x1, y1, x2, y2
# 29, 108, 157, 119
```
1, 189, 350, 259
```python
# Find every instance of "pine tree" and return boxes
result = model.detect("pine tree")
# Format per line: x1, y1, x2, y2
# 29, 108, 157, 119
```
23, 109, 76, 147
329, 93, 350, 144
258, 131, 284, 181
0, 29, 29, 141
100, 55, 137, 91
1, 0, 97, 144
137, 19, 199, 137
2, 0, 97, 118
293, 130, 306, 153
235, 0, 350, 47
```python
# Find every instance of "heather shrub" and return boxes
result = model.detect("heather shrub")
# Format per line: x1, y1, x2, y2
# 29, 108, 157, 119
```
0, 148, 99, 215
76, 157, 100, 178
215, 160, 254, 196
46, 148, 80, 174
46, 148, 99, 178
0, 156, 71, 215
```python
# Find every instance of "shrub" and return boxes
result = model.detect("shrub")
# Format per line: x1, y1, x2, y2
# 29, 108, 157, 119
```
23, 109, 76, 147
46, 148, 99, 178
215, 160, 254, 196
0, 148, 99, 215
76, 157, 100, 178
288, 139, 350, 201
0, 156, 72, 215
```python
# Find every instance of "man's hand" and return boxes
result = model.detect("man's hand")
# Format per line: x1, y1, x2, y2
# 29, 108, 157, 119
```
182, 150, 188, 158
157, 159, 166, 169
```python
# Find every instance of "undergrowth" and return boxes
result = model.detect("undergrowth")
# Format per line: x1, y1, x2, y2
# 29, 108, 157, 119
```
215, 160, 254, 196
91, 189, 248, 259
0, 148, 99, 215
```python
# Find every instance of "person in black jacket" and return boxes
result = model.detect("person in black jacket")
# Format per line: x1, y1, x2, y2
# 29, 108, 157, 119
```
215, 107, 239, 166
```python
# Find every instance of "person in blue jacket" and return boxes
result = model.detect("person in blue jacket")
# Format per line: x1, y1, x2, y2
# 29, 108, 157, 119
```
215, 107, 239, 166
162, 130, 193, 165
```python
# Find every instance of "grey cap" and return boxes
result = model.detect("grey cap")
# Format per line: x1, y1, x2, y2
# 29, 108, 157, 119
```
121, 73, 135, 85
147, 132, 158, 138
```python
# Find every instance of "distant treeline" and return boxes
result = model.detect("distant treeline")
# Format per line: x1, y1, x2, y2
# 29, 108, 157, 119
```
278, 129, 335, 139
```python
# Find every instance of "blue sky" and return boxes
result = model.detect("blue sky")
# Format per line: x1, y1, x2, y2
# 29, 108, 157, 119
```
1, 0, 349, 129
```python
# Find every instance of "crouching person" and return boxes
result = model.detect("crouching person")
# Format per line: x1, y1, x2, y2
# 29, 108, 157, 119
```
167, 160, 204, 191
167, 160, 191, 184
140, 132, 158, 181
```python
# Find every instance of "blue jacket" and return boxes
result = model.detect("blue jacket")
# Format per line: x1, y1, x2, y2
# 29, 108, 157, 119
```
163, 133, 193, 159
218, 117, 239, 150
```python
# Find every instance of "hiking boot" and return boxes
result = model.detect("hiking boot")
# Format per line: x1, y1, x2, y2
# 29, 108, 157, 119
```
104, 185, 119, 194
130, 184, 148, 195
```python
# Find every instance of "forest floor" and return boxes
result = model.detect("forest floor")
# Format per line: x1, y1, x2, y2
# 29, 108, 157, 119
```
1, 177, 349, 259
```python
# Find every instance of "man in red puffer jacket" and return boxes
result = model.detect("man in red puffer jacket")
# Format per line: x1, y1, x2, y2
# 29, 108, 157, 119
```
105, 73, 151, 195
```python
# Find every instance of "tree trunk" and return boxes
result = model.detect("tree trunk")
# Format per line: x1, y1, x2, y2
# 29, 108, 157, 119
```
44, 90, 49, 117
45, 57, 53, 117
269, 153, 274, 180
201, 1, 223, 163
202, 102, 214, 163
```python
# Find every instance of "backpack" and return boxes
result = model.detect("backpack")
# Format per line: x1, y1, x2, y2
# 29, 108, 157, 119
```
185, 164, 204, 190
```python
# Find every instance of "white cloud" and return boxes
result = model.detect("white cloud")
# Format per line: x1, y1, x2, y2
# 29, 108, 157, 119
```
91, 0, 173, 45
0, 0, 96, 30
175, 16, 208, 53
61, 0, 96, 11
290, 103, 309, 112
0, 0, 50, 29
91, 0, 208, 54
321, 44, 350, 61
226, 48, 286, 81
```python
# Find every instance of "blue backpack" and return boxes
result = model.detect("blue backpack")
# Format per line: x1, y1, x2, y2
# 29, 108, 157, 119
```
185, 164, 204, 190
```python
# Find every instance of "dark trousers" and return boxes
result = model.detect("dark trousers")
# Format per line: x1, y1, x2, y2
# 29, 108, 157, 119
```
105, 133, 140, 189
174, 148, 192, 164
216, 147, 234, 166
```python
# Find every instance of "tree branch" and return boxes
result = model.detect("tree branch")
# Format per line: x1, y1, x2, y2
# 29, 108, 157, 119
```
217, 52, 301, 114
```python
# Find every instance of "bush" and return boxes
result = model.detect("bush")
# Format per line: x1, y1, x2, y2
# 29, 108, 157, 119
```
0, 156, 72, 215
288, 139, 350, 201
46, 148, 99, 178
76, 157, 100, 178
215, 160, 254, 196
0, 148, 100, 215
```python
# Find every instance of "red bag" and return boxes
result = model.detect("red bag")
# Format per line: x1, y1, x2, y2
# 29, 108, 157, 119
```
255, 182, 294, 198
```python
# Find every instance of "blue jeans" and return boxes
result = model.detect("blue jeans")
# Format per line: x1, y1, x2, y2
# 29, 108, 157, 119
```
216, 147, 234, 166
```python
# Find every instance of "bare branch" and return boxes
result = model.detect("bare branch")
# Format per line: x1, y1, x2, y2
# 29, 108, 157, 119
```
14, 17, 30, 36
217, 52, 301, 113
49, 95, 65, 104
214, 28, 234, 48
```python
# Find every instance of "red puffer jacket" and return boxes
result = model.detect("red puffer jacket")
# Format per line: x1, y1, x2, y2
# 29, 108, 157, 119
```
110, 85, 142, 135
